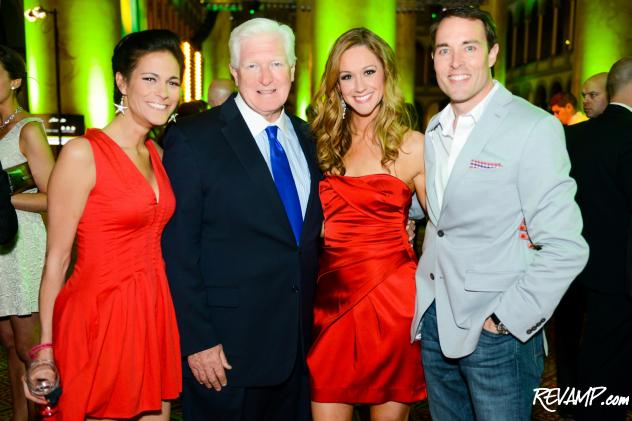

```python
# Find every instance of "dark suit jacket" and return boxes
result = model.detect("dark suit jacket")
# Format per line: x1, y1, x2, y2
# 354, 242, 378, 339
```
566, 104, 632, 295
162, 97, 323, 387
0, 161, 18, 244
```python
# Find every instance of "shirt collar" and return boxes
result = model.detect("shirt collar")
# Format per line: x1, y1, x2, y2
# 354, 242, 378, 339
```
437, 80, 500, 135
610, 102, 632, 114
234, 93, 290, 138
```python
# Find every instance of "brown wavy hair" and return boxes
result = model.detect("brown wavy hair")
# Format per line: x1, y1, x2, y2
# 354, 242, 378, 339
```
312, 28, 412, 175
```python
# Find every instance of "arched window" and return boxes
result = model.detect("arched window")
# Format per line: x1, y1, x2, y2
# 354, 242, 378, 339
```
535, 85, 548, 110
541, 0, 553, 59
515, 5, 525, 66
527, 2, 539, 62
556, 0, 572, 55
415, 41, 425, 87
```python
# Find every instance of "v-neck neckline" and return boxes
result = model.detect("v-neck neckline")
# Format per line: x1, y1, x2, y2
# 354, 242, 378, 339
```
95, 129, 161, 204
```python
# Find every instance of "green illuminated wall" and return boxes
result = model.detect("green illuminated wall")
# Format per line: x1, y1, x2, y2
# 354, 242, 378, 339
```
24, 0, 121, 129
311, 0, 396, 96
120, 0, 148, 35
202, 11, 232, 102
575, 0, 628, 85
23, 0, 52, 114
294, 4, 313, 119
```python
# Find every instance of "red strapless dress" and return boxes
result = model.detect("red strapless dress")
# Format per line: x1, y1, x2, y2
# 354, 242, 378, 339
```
307, 174, 426, 404
51, 129, 182, 419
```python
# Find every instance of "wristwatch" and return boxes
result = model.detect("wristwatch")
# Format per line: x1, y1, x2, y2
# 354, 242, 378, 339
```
490, 313, 510, 335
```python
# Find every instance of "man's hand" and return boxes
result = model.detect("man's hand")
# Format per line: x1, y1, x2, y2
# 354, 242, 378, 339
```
483, 317, 500, 334
406, 219, 416, 244
187, 344, 232, 391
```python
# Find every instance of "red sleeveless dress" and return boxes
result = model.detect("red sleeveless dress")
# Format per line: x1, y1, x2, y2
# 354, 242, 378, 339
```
308, 174, 426, 404
51, 129, 182, 419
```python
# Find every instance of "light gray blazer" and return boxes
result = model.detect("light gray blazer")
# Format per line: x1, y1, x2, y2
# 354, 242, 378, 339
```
411, 84, 589, 359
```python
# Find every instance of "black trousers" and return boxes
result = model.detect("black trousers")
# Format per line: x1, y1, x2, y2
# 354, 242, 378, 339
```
182, 348, 311, 421
575, 289, 632, 421
553, 282, 585, 416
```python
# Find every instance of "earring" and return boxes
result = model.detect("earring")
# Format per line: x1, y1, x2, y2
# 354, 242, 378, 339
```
341, 100, 347, 120
168, 113, 177, 124
10, 86, 16, 91
114, 95, 128, 115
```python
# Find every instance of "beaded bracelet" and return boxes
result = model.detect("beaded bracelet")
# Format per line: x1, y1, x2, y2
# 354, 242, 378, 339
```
29, 342, 53, 360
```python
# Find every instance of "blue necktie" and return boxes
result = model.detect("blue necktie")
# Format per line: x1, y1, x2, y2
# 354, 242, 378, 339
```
265, 125, 303, 244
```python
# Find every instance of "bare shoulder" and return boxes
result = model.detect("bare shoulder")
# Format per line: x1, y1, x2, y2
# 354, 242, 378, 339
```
58, 137, 94, 166
400, 130, 424, 158
19, 119, 47, 139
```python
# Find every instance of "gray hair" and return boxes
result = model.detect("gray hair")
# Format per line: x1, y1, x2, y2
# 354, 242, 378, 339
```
229, 18, 296, 68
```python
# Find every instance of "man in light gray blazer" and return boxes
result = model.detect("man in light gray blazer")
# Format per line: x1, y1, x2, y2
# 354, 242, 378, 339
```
411, 7, 589, 421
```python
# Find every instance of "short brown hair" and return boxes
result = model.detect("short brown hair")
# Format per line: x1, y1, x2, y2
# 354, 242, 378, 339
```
430, 6, 498, 51
550, 92, 578, 110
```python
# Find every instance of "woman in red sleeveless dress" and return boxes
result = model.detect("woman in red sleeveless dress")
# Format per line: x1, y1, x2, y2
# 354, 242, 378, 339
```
308, 28, 427, 420
25, 30, 183, 420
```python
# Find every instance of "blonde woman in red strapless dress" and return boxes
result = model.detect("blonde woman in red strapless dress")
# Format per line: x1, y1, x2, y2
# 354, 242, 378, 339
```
308, 28, 427, 421
24, 30, 184, 420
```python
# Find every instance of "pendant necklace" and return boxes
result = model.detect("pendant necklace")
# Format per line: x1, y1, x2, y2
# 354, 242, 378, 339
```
0, 106, 24, 131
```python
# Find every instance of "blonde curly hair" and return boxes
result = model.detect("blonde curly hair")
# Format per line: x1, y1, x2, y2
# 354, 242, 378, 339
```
311, 28, 413, 175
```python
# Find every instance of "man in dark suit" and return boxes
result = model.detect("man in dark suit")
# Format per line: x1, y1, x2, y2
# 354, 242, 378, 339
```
162, 18, 322, 421
566, 57, 632, 421
0, 161, 18, 244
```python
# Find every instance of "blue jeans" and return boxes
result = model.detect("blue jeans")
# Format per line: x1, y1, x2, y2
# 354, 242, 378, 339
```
420, 302, 544, 421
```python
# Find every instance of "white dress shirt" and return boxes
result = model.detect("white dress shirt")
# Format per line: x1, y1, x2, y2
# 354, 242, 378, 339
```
234, 94, 311, 217
433, 81, 500, 210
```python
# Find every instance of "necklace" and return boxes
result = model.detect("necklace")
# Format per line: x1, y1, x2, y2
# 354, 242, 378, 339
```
0, 106, 23, 131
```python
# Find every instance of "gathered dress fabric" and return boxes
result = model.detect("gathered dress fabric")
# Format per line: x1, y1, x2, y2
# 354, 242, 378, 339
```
51, 129, 181, 420
0, 118, 46, 317
308, 174, 426, 404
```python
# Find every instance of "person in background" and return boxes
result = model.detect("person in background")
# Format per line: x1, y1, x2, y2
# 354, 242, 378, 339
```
567, 57, 632, 421
177, 100, 208, 118
581, 72, 609, 118
25, 30, 183, 420
307, 28, 426, 421
207, 78, 235, 107
0, 161, 18, 244
550, 91, 588, 125
0, 45, 54, 421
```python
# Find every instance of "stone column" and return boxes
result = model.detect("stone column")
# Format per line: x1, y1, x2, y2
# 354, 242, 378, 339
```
202, 10, 232, 102
571, 0, 632, 94
481, 0, 508, 84
294, 0, 314, 119
396, 4, 416, 103
311, 0, 396, 91
23, 0, 121, 127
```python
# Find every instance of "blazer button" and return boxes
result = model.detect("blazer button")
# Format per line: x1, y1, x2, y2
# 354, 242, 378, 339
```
437, 230, 445, 237
430, 273, 435, 280
527, 328, 533, 334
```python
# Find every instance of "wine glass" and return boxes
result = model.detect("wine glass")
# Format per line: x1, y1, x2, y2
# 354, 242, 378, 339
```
25, 359, 60, 417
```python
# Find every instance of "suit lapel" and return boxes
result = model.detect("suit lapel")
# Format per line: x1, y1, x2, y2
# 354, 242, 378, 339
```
440, 85, 512, 215
424, 115, 441, 224
220, 100, 295, 241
